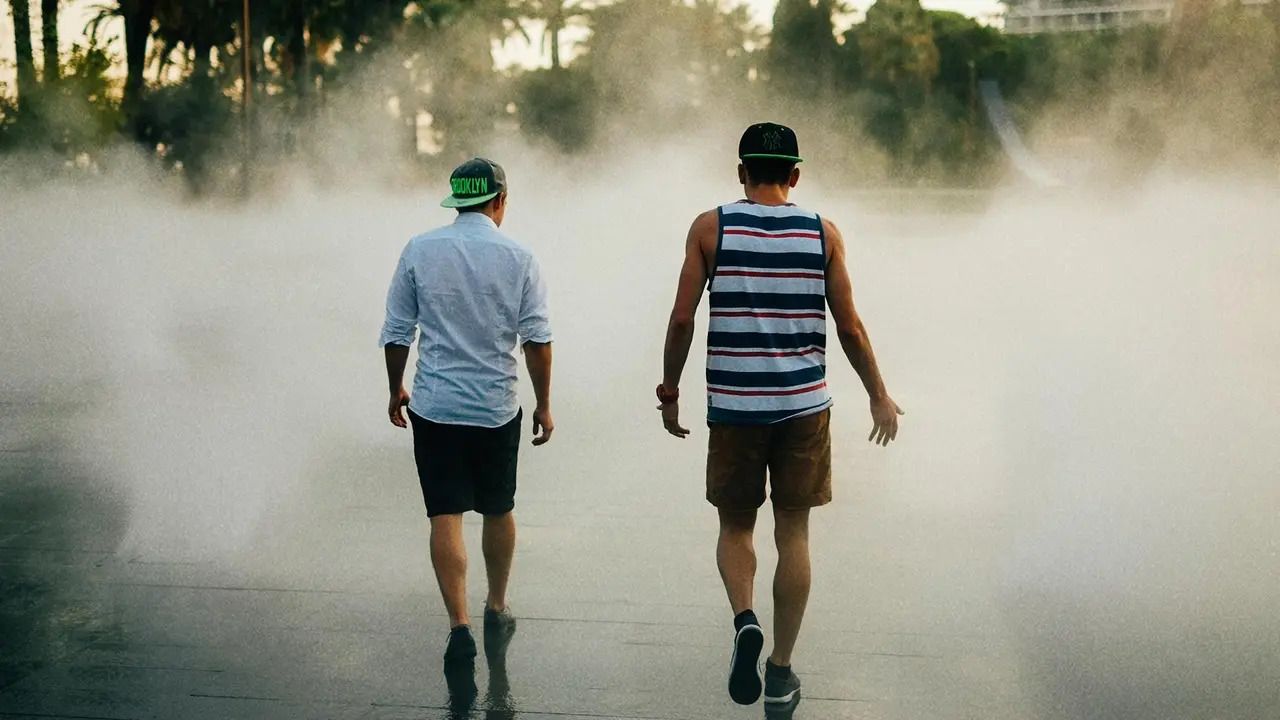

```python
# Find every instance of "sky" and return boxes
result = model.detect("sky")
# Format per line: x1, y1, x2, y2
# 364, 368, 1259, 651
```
1, 0, 1005, 84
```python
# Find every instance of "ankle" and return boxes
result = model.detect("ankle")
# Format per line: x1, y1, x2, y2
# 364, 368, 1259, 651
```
485, 598, 507, 613
733, 609, 760, 632
767, 655, 791, 669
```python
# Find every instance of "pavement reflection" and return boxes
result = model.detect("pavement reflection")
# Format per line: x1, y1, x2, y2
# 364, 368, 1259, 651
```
442, 619, 517, 719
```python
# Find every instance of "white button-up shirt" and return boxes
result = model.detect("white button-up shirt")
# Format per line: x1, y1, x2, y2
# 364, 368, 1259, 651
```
380, 213, 552, 428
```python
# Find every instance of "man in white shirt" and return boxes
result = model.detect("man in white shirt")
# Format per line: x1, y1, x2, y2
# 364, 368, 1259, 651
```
380, 157, 554, 666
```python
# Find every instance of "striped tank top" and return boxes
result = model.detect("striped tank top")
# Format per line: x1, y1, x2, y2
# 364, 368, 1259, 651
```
706, 201, 832, 425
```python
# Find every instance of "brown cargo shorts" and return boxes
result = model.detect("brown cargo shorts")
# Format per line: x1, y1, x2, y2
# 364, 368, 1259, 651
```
706, 409, 833, 512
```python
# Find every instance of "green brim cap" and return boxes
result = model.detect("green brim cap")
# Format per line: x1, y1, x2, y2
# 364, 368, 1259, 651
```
441, 157, 507, 208
441, 190, 501, 208
740, 153, 804, 163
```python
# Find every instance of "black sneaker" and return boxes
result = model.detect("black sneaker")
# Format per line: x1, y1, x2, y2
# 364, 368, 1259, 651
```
728, 623, 765, 705
443, 625, 477, 664
763, 660, 801, 704
483, 605, 517, 657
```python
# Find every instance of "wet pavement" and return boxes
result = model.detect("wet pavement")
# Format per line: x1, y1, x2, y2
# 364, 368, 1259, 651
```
6, 179, 1280, 720
0, 390, 1035, 720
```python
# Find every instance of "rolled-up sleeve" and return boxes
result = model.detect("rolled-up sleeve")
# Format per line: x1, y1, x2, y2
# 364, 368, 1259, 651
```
379, 250, 418, 347
518, 253, 553, 344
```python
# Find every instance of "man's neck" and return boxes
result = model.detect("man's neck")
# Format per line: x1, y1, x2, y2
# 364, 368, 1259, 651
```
457, 210, 499, 226
743, 184, 791, 206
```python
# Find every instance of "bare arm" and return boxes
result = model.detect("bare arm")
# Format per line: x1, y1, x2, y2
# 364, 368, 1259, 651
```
384, 344, 411, 428
658, 211, 715, 438
824, 218, 903, 445
523, 340, 554, 446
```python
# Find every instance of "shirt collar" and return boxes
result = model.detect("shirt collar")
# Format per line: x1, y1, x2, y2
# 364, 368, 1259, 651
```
453, 212, 498, 230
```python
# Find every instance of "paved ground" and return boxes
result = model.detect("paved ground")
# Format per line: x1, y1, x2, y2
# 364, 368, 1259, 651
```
0, 390, 1038, 720
5, 192, 1277, 720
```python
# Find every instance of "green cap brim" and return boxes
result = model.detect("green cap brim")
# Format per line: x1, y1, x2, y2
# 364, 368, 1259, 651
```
441, 190, 500, 208
740, 153, 804, 163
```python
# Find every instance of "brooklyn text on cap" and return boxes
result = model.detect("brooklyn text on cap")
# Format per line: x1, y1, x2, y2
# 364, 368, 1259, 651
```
738, 122, 803, 163
441, 157, 508, 208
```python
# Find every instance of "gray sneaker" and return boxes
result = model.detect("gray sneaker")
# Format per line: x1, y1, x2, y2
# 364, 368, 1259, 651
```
763, 659, 801, 704
483, 605, 517, 656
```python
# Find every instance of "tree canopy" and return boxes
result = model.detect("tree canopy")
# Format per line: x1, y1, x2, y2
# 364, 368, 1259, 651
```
2, 0, 1277, 189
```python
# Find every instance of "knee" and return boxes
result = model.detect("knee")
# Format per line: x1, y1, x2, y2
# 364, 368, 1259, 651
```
773, 511, 810, 542
719, 509, 757, 535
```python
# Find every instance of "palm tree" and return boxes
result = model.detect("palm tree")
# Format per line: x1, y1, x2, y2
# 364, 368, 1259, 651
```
8, 0, 37, 108
525, 0, 589, 69
118, 0, 158, 130
41, 0, 57, 82
85, 0, 158, 133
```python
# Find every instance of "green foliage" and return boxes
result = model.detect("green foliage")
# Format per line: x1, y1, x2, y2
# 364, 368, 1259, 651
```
516, 66, 596, 152
51, 41, 123, 148
858, 0, 939, 98
134, 76, 233, 186
0, 82, 17, 150
2, 0, 1276, 188
0, 38, 122, 155
766, 0, 843, 98
579, 0, 758, 121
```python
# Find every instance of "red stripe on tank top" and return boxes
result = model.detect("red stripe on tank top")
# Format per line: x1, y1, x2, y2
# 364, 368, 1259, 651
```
708, 381, 829, 397
714, 270, 825, 280
707, 347, 825, 358
723, 229, 821, 239
710, 310, 826, 319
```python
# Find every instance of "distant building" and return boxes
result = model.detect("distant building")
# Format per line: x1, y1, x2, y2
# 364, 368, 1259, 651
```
1003, 0, 1176, 34
1003, 0, 1273, 34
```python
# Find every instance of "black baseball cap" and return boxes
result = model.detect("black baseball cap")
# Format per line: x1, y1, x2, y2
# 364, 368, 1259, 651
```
738, 122, 803, 163
441, 157, 507, 208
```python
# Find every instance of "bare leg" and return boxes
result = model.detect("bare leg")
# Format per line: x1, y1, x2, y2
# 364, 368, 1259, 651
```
770, 508, 812, 666
717, 509, 758, 614
430, 514, 469, 628
482, 512, 516, 612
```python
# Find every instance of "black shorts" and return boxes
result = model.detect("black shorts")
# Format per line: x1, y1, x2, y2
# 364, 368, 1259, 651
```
408, 409, 521, 517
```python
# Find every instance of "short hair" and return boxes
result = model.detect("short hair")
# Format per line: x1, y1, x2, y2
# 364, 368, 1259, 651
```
455, 193, 503, 214
742, 157, 796, 186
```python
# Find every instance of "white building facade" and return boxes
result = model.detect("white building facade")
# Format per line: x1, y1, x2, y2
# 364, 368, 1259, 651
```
1004, 0, 1274, 34
1003, 0, 1176, 33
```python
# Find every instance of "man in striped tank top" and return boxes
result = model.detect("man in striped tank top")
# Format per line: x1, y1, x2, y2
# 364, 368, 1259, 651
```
657, 123, 903, 707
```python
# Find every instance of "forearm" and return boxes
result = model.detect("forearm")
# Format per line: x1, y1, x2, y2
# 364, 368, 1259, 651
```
384, 344, 410, 393
662, 318, 695, 389
523, 341, 553, 409
837, 322, 888, 400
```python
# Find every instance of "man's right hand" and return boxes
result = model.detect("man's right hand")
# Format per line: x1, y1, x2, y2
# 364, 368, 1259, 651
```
388, 387, 411, 428
531, 405, 554, 446
869, 395, 904, 446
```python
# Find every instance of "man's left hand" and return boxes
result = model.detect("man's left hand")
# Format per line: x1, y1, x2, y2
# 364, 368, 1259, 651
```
659, 401, 690, 438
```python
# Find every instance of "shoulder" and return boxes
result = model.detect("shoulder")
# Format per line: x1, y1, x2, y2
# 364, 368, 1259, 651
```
397, 231, 431, 264
483, 229, 542, 271
492, 228, 532, 253
691, 208, 719, 233
405, 225, 449, 249
688, 208, 719, 247
819, 215, 844, 242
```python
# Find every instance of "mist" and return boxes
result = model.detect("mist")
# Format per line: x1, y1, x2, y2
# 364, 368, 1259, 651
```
3, 121, 1279, 717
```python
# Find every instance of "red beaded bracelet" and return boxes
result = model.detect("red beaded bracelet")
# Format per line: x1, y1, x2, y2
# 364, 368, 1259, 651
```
655, 384, 680, 404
